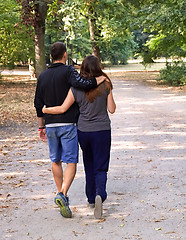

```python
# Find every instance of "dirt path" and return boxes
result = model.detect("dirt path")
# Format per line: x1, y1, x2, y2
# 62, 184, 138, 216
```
0, 79, 186, 240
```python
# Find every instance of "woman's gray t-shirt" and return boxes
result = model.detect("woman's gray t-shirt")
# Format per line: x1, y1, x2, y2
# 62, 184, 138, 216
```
71, 86, 111, 132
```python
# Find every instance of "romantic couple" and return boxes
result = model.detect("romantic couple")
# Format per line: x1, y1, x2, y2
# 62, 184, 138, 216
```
34, 42, 116, 219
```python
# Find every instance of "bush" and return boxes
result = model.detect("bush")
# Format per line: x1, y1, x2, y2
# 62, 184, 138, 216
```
159, 62, 186, 86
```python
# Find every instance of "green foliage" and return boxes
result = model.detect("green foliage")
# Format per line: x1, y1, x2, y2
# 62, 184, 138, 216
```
0, 0, 34, 69
1, 0, 185, 69
46, 0, 93, 60
159, 62, 186, 86
133, 0, 186, 64
101, 36, 137, 65
46, 0, 135, 63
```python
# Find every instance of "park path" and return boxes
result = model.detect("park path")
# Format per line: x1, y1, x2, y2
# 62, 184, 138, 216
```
0, 78, 186, 240
0, 62, 167, 76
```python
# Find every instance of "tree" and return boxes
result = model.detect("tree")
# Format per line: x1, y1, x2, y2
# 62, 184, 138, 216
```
17, 0, 54, 78
134, 0, 186, 62
101, 36, 137, 65
86, 0, 101, 61
60, 0, 102, 61
131, 0, 186, 85
59, 0, 135, 64
0, 0, 34, 69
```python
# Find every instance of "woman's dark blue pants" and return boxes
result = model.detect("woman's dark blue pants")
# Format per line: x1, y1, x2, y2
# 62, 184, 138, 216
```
78, 130, 111, 204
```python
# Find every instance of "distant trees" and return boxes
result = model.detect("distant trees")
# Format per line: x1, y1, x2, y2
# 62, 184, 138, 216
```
0, 0, 185, 83
58, 0, 136, 64
16, 0, 52, 78
0, 0, 34, 69
134, 0, 186, 85
135, 0, 186, 62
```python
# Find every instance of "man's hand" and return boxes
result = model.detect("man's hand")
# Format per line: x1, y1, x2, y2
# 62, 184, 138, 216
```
96, 75, 109, 85
96, 75, 106, 85
42, 105, 46, 113
39, 128, 47, 141
38, 117, 47, 141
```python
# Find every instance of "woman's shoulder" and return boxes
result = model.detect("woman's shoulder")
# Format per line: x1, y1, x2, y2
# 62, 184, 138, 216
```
71, 86, 84, 93
71, 87, 85, 100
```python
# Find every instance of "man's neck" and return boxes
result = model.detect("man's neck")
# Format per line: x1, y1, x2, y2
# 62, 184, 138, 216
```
54, 59, 66, 64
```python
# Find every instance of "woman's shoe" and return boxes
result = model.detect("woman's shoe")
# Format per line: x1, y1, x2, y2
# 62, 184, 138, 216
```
94, 195, 102, 219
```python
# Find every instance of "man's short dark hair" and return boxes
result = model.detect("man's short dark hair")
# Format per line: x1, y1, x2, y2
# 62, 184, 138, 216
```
50, 42, 67, 61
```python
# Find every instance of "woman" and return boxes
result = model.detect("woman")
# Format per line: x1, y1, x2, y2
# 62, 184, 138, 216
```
43, 55, 116, 219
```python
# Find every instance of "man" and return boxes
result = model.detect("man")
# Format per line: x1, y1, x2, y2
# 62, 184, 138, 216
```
34, 42, 105, 218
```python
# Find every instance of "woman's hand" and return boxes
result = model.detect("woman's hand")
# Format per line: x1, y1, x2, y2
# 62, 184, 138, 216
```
42, 105, 47, 113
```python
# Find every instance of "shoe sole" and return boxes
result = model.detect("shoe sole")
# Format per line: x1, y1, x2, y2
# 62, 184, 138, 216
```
55, 197, 72, 218
94, 195, 102, 219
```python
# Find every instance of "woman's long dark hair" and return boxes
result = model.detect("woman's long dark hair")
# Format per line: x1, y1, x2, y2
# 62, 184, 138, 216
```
80, 55, 113, 102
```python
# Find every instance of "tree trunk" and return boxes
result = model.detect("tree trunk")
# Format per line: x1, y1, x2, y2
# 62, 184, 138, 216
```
88, 17, 101, 61
87, 3, 102, 65
34, 2, 48, 79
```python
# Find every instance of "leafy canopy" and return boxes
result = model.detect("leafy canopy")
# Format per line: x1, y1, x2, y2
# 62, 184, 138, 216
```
0, 0, 34, 68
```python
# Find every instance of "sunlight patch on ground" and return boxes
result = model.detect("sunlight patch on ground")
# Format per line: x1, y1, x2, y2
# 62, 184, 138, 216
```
161, 156, 185, 161
145, 131, 186, 136
112, 141, 147, 150
164, 96, 186, 101
123, 110, 144, 114
17, 159, 50, 163
167, 123, 186, 128
132, 100, 167, 105
0, 171, 24, 177
0, 136, 38, 143
157, 142, 186, 150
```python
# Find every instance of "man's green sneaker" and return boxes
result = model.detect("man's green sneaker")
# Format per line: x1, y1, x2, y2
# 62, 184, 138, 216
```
54, 192, 72, 218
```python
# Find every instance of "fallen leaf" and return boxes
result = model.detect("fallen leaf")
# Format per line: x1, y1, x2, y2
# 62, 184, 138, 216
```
155, 228, 162, 231
72, 207, 78, 212
165, 231, 176, 234
4, 175, 16, 180
154, 217, 166, 222
14, 183, 24, 188
98, 218, 106, 223
112, 192, 125, 195
72, 230, 78, 236
3, 152, 9, 155
0, 205, 10, 209
150, 187, 159, 190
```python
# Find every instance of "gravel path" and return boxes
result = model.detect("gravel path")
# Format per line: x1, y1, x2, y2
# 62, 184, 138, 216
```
0, 78, 186, 240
